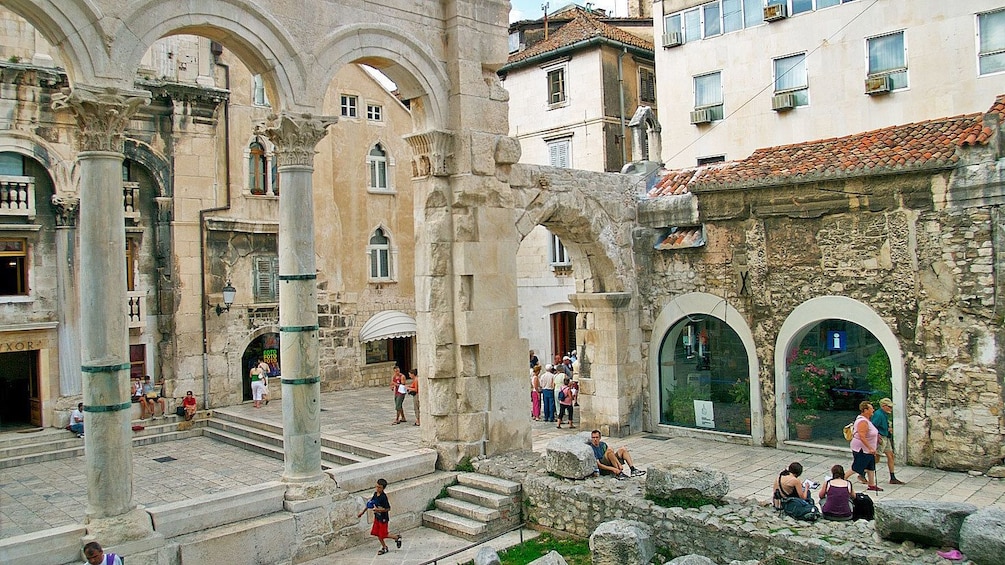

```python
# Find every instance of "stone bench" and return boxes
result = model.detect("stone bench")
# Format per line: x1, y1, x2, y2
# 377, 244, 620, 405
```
874, 500, 977, 547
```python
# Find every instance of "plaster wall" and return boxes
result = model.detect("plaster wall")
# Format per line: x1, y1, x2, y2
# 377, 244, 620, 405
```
516, 224, 577, 364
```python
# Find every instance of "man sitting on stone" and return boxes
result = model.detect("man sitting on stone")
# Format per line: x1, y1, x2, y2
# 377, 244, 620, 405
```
589, 430, 645, 479
68, 402, 84, 438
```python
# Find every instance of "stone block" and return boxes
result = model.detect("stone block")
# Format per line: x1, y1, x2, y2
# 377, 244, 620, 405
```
986, 465, 1005, 478
959, 508, 1005, 565
589, 519, 654, 565
174, 512, 293, 564
0, 524, 85, 565
470, 131, 498, 176
495, 136, 521, 165
328, 448, 437, 493
644, 463, 730, 500
527, 550, 569, 565
475, 546, 502, 565
544, 432, 597, 479
147, 481, 286, 538
667, 556, 717, 565
874, 500, 977, 546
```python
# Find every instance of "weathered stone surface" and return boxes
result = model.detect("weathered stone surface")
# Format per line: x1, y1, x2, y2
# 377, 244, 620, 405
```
474, 546, 501, 565
645, 462, 730, 499
986, 466, 1005, 478
727, 561, 760, 565
666, 555, 716, 565
874, 501, 977, 546
527, 550, 569, 565
590, 519, 655, 565
959, 508, 1005, 565
544, 432, 597, 479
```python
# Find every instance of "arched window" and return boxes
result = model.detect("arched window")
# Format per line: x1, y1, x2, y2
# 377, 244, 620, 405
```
368, 228, 391, 280
367, 144, 388, 191
248, 140, 267, 195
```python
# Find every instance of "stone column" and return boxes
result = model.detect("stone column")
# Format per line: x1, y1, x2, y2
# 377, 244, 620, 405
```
51, 195, 81, 396
260, 113, 335, 488
52, 86, 155, 539
570, 292, 645, 437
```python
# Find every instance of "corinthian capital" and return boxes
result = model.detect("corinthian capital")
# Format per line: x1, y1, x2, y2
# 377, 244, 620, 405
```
50, 194, 80, 227
404, 130, 454, 177
51, 86, 150, 153
258, 113, 337, 168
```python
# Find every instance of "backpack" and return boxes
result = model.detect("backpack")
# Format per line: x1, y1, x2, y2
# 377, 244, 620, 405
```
558, 388, 566, 401
852, 492, 874, 521
781, 496, 820, 521
842, 422, 855, 442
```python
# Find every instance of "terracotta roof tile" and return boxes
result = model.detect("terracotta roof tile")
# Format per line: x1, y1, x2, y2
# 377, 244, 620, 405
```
507, 8, 652, 66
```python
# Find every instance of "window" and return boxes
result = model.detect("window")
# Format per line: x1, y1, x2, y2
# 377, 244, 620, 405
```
867, 31, 908, 89
639, 67, 656, 104
547, 138, 571, 168
340, 94, 358, 118
125, 238, 137, 291
368, 228, 391, 280
694, 71, 723, 120
978, 10, 1005, 76
367, 144, 388, 191
0, 152, 23, 175
665, 0, 856, 42
0, 238, 27, 296
253, 255, 279, 303
248, 140, 267, 195
252, 74, 269, 106
550, 232, 570, 266
774, 53, 808, 106
367, 104, 383, 121
547, 67, 566, 105
697, 155, 725, 166
703, 2, 721, 37
722, 0, 743, 33
129, 344, 146, 380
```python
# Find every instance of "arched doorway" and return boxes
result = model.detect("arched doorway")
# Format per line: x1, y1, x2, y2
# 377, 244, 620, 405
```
649, 292, 763, 443
775, 296, 905, 456
241, 332, 280, 402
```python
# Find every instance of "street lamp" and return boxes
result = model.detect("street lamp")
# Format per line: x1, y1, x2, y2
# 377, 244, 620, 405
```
215, 280, 236, 315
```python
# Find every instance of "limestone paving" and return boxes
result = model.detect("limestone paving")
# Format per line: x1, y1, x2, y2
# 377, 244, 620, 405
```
2, 387, 1003, 558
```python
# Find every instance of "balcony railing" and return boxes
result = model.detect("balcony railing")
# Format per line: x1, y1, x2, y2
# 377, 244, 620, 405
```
123, 181, 140, 222
0, 175, 35, 219
127, 290, 145, 329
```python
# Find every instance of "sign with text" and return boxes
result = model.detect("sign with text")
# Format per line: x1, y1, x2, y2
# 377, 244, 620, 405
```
694, 399, 715, 428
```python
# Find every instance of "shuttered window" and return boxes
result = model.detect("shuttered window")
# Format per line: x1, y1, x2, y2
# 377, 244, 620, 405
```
253, 255, 279, 303
548, 139, 571, 168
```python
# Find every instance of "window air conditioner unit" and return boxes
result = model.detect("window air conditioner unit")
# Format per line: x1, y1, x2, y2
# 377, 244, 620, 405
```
864, 75, 893, 95
690, 108, 713, 125
763, 3, 788, 21
662, 32, 683, 48
771, 93, 797, 111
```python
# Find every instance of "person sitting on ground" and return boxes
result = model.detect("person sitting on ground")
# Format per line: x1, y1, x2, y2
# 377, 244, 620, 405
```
772, 461, 813, 508
819, 464, 854, 520
130, 379, 145, 415
68, 402, 84, 438
182, 390, 198, 421
82, 541, 122, 565
589, 430, 645, 479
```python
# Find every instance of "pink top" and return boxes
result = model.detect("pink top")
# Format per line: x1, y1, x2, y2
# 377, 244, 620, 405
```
850, 415, 879, 453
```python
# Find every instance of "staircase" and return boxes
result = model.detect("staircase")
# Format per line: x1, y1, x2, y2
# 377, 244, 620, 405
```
203, 411, 392, 469
422, 472, 522, 541
0, 414, 206, 469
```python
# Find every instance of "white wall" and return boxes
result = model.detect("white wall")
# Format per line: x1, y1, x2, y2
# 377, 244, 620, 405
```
516, 225, 576, 364
654, 0, 1005, 168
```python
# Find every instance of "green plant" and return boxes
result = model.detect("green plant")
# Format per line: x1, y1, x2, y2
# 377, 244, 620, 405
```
455, 456, 474, 472
787, 348, 837, 411
426, 485, 451, 511
866, 349, 892, 400
669, 384, 699, 425
789, 409, 821, 426
7, 55, 20, 63
646, 491, 723, 509
460, 532, 591, 565
730, 380, 751, 405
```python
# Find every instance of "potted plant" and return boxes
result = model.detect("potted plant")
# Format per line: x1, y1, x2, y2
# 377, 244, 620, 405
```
787, 348, 836, 440
731, 381, 752, 433
670, 384, 698, 426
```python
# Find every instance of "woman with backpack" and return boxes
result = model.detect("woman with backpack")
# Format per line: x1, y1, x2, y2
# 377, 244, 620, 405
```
819, 464, 854, 520
555, 377, 576, 429
773, 462, 820, 521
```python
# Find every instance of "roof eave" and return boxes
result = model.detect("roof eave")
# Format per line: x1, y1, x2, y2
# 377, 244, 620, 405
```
500, 37, 652, 74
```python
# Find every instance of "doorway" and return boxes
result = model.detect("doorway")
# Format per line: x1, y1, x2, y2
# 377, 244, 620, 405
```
550, 311, 577, 363
0, 350, 39, 429
242, 332, 280, 401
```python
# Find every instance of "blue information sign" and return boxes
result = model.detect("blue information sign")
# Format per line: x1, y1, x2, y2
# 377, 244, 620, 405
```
827, 331, 847, 352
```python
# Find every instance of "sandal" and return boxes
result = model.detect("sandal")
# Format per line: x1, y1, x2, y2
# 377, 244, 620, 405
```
413, 422, 420, 426
391, 421, 400, 425
569, 425, 576, 428
377, 547, 388, 555
396, 536, 402, 549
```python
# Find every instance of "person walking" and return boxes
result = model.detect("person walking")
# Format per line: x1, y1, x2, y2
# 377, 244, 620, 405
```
250, 361, 267, 408
872, 397, 905, 484
846, 401, 883, 492
358, 478, 402, 555
407, 368, 420, 426
556, 377, 576, 429
391, 366, 407, 424
539, 364, 556, 422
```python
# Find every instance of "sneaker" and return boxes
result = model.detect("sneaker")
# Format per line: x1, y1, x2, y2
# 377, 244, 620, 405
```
631, 468, 646, 477
77, 433, 84, 439
867, 485, 884, 492
395, 537, 402, 549
890, 478, 906, 485
615, 473, 629, 481
377, 547, 388, 556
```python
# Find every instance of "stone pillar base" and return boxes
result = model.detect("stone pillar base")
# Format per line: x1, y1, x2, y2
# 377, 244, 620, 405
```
283, 474, 340, 504
434, 440, 483, 470
82, 507, 161, 558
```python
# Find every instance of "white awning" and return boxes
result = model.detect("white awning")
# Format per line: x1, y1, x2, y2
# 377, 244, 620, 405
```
359, 310, 417, 343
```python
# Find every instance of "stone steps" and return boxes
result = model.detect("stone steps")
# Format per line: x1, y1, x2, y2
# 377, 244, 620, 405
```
421, 472, 522, 541
0, 414, 208, 469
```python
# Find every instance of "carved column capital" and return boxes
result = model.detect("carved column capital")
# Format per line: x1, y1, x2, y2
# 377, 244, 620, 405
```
50, 194, 80, 227
404, 130, 454, 178
258, 113, 336, 168
51, 85, 150, 153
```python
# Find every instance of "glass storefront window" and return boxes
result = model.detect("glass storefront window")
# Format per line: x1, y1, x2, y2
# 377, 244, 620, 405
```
658, 316, 750, 434
786, 320, 891, 445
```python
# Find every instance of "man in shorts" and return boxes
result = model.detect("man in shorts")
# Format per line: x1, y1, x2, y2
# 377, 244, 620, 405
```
589, 430, 645, 479
871, 397, 905, 485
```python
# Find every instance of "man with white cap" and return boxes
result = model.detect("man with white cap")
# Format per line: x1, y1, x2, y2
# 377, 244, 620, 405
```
539, 364, 556, 422
871, 397, 905, 485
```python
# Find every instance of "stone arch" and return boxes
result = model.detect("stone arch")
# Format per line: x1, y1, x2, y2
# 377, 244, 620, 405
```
774, 295, 905, 456
114, 0, 310, 109
123, 140, 172, 198
314, 24, 451, 131
0, 131, 72, 194
0, 0, 104, 85
648, 292, 763, 444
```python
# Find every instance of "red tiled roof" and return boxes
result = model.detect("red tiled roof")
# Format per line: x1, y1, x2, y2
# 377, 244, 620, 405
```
507, 8, 653, 66
648, 94, 1005, 195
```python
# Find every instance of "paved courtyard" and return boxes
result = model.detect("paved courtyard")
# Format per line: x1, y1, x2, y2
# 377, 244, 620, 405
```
2, 387, 1004, 563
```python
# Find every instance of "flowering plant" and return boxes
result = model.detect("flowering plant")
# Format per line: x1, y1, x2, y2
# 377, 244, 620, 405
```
789, 409, 821, 426
787, 348, 837, 412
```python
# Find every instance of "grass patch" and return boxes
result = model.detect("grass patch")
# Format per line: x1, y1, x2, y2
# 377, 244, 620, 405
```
455, 456, 475, 472
645, 491, 723, 509
461, 532, 590, 565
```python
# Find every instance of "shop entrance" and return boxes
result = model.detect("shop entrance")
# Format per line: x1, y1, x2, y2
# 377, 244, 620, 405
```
242, 333, 280, 402
0, 350, 40, 428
